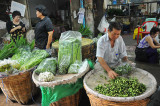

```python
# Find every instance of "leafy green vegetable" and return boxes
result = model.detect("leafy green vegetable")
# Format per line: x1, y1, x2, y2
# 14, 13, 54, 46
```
68, 61, 82, 74
95, 77, 146, 97
79, 25, 93, 38
114, 64, 132, 76
0, 41, 16, 60
35, 58, 57, 75
20, 49, 50, 70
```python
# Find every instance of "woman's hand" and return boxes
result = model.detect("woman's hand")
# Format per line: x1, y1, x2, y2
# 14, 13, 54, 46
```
17, 25, 22, 29
107, 70, 118, 79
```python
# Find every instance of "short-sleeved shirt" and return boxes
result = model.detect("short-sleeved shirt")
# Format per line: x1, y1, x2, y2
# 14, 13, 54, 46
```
6, 21, 25, 41
96, 33, 127, 67
35, 16, 54, 49
137, 34, 152, 48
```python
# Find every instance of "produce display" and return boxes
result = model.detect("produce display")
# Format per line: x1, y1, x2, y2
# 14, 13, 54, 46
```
38, 72, 55, 82
35, 58, 57, 75
95, 77, 146, 97
114, 64, 132, 75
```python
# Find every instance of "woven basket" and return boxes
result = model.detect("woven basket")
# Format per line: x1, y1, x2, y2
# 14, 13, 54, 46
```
0, 68, 38, 104
83, 68, 157, 106
52, 38, 96, 61
50, 89, 80, 106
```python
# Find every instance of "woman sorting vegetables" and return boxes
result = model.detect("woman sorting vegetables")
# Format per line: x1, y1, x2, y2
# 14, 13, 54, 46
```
96, 22, 132, 79
6, 11, 26, 42
135, 27, 160, 64
35, 5, 54, 49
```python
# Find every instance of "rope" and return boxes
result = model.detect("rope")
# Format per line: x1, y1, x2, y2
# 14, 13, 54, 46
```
2, 79, 8, 103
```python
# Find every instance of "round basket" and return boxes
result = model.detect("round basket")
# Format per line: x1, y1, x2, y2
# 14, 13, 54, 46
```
32, 61, 90, 105
0, 68, 38, 104
52, 38, 96, 61
83, 68, 157, 106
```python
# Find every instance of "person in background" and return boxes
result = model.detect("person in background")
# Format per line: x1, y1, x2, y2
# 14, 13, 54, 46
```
95, 22, 132, 79
35, 5, 54, 49
6, 11, 26, 42
135, 27, 160, 64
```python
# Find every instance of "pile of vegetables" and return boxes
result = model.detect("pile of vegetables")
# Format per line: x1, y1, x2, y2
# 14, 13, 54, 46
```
0, 36, 35, 60
114, 64, 132, 76
35, 58, 57, 75
95, 77, 146, 97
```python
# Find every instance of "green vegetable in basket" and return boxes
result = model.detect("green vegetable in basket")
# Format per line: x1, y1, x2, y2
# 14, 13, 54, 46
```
35, 58, 57, 75
20, 49, 49, 70
95, 77, 146, 97
68, 61, 82, 74
114, 64, 132, 75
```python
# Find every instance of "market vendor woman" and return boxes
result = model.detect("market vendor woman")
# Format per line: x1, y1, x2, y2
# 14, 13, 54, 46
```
6, 11, 26, 42
96, 22, 132, 79
35, 5, 54, 49
135, 27, 160, 64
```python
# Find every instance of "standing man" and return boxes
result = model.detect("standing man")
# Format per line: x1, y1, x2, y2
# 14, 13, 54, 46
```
35, 5, 54, 49
96, 22, 131, 79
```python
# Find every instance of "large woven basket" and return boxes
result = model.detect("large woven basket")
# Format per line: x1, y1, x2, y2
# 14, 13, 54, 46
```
83, 68, 157, 106
0, 68, 38, 104
52, 38, 96, 61
50, 89, 80, 106
33, 61, 90, 106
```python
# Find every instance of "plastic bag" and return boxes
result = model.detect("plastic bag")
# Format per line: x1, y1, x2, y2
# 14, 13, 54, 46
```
68, 61, 82, 74
35, 57, 57, 75
97, 15, 109, 33
58, 31, 82, 74
58, 55, 71, 74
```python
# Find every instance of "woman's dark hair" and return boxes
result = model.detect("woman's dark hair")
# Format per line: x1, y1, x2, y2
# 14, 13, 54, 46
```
108, 22, 122, 31
35, 5, 48, 16
150, 27, 160, 35
12, 11, 21, 19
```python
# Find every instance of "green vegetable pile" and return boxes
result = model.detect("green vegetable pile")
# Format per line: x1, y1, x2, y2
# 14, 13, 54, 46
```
79, 25, 93, 38
114, 64, 132, 75
35, 58, 57, 75
95, 77, 146, 97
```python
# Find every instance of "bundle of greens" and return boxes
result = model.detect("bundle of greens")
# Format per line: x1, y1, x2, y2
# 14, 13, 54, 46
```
20, 49, 50, 70
0, 41, 16, 60
14, 36, 35, 50
11, 47, 32, 65
68, 61, 82, 74
79, 25, 93, 38
95, 77, 146, 97
114, 64, 132, 76
35, 58, 57, 75
58, 55, 70, 74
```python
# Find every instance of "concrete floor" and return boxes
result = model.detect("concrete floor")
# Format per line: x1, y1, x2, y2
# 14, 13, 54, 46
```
0, 33, 159, 106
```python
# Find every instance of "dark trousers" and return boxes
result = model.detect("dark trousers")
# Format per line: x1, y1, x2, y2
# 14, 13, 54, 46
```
135, 47, 159, 64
